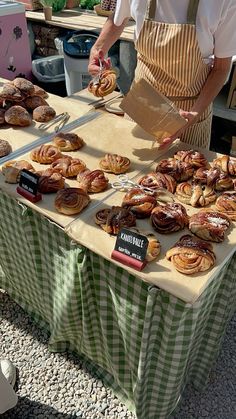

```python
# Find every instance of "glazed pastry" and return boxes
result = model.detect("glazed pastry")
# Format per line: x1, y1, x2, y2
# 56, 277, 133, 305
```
2, 159, 35, 175
151, 202, 189, 234
88, 69, 117, 97
215, 192, 236, 221
76, 169, 108, 193
24, 95, 48, 111
129, 228, 161, 262
55, 187, 90, 215
4, 167, 21, 183
4, 105, 31, 127
13, 78, 35, 97
51, 156, 86, 177
0, 139, 12, 157
1, 83, 23, 102
30, 145, 62, 164
166, 234, 216, 275
53, 132, 84, 151
138, 172, 176, 194
213, 155, 236, 176
174, 149, 208, 168
193, 167, 233, 191
189, 210, 231, 242
176, 182, 217, 207
95, 206, 136, 235
33, 105, 56, 122
156, 158, 194, 182
122, 188, 157, 218
36, 168, 65, 194
99, 153, 130, 174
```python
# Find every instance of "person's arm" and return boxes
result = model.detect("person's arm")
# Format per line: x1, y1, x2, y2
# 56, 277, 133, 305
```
88, 15, 128, 76
160, 56, 232, 148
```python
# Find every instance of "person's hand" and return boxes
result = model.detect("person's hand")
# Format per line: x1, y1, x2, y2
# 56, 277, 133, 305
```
158, 110, 199, 150
88, 49, 111, 76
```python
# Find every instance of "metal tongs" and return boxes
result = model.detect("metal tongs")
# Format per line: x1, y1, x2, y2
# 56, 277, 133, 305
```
38, 112, 70, 132
111, 175, 174, 203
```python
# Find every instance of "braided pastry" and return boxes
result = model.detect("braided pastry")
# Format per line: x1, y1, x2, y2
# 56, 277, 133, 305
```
2, 160, 35, 183
189, 210, 231, 242
122, 188, 157, 218
174, 149, 208, 168
99, 153, 130, 174
95, 206, 136, 235
55, 188, 90, 215
215, 192, 236, 221
138, 172, 176, 194
88, 69, 117, 97
213, 155, 236, 176
156, 158, 194, 182
166, 234, 216, 275
77, 169, 109, 193
52, 132, 84, 152
51, 156, 86, 178
151, 203, 189, 234
129, 228, 161, 262
176, 182, 217, 207
30, 145, 62, 164
36, 168, 65, 194
0, 139, 12, 157
194, 167, 233, 191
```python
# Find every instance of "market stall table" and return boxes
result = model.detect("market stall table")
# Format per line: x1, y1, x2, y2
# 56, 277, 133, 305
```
0, 88, 236, 419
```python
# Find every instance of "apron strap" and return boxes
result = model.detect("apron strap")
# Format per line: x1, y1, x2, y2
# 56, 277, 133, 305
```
146, 0, 156, 20
187, 0, 200, 24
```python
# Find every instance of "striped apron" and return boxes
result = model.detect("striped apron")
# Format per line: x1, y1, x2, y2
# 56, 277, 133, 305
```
134, 0, 213, 148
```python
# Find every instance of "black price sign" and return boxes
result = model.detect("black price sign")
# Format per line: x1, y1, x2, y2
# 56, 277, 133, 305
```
114, 228, 148, 263
19, 169, 40, 196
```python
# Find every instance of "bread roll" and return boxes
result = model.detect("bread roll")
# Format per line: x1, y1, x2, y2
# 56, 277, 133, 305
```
33, 105, 56, 122
4, 105, 31, 127
0, 139, 12, 157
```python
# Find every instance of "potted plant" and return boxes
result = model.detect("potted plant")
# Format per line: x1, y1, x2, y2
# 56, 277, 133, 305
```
40, 0, 66, 19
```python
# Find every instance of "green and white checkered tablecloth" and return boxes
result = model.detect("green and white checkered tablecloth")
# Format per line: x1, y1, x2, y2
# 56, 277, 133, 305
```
0, 191, 236, 419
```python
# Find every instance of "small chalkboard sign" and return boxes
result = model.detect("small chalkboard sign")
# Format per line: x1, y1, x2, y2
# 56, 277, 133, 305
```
17, 169, 42, 203
111, 228, 148, 271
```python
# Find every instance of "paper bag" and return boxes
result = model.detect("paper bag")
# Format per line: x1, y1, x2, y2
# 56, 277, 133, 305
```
120, 79, 187, 141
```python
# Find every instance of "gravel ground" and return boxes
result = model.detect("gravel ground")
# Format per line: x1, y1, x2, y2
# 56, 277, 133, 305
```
0, 290, 235, 419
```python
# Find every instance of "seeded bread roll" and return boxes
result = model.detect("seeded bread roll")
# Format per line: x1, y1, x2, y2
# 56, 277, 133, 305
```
4, 105, 31, 127
33, 105, 56, 122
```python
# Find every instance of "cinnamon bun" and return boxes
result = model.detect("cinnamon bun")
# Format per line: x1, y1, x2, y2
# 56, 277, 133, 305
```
99, 153, 130, 174
30, 145, 62, 164
95, 206, 136, 235
213, 155, 236, 176
174, 149, 208, 169
193, 167, 233, 191
36, 168, 65, 194
215, 192, 236, 221
88, 69, 117, 97
55, 188, 90, 215
53, 132, 84, 152
156, 158, 194, 182
138, 172, 176, 194
51, 156, 87, 178
122, 188, 157, 218
189, 210, 231, 242
77, 169, 109, 193
151, 202, 189, 234
176, 182, 217, 207
166, 234, 216, 275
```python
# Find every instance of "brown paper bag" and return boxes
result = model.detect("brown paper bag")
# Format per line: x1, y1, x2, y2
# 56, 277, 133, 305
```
120, 79, 187, 141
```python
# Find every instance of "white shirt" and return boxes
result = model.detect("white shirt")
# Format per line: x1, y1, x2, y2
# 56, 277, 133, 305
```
114, 0, 236, 59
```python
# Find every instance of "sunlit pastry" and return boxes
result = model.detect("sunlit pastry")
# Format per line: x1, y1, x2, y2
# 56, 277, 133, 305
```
33, 105, 56, 122
55, 187, 90, 215
30, 144, 62, 164
174, 149, 208, 168
4, 105, 31, 126
77, 169, 108, 193
51, 156, 86, 177
88, 69, 117, 97
1, 83, 23, 102
166, 234, 216, 275
193, 167, 233, 191
36, 168, 65, 194
99, 153, 130, 174
156, 158, 194, 182
151, 202, 189, 234
215, 192, 236, 221
176, 182, 217, 207
122, 188, 157, 218
13, 78, 35, 97
2, 159, 35, 183
213, 155, 236, 176
0, 139, 12, 157
53, 132, 84, 152
24, 96, 48, 111
129, 227, 161, 262
138, 172, 176, 194
189, 210, 231, 242
33, 85, 48, 99
95, 206, 136, 235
